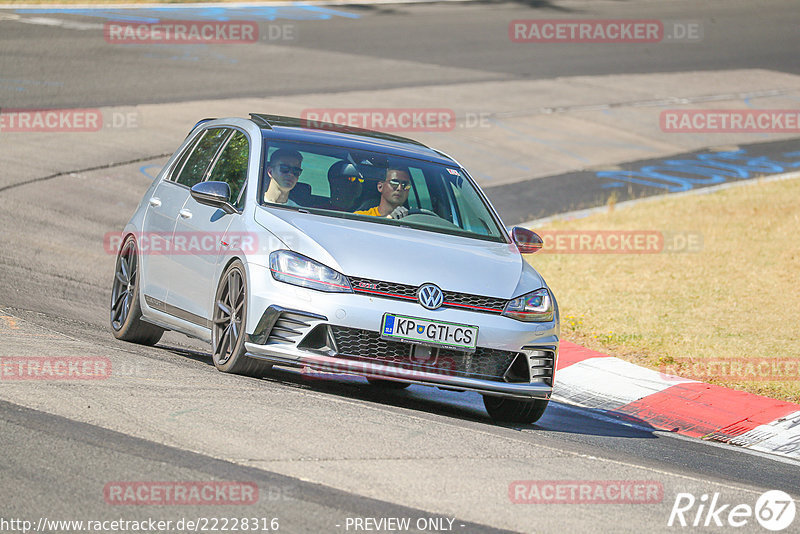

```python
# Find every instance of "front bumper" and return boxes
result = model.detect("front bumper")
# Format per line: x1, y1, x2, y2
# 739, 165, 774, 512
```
244, 303, 558, 400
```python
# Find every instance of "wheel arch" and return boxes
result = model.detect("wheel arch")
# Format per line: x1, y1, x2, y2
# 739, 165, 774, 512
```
212, 254, 249, 323
115, 230, 159, 322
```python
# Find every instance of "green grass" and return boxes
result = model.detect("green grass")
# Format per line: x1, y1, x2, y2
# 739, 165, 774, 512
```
526, 176, 800, 403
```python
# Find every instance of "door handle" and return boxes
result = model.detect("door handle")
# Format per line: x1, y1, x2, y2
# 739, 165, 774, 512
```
148, 197, 162, 208
179, 209, 192, 219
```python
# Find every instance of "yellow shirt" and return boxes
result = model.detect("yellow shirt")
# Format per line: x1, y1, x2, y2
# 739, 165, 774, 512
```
354, 206, 382, 216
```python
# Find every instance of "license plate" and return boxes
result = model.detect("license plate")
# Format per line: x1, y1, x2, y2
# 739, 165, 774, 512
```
380, 313, 478, 352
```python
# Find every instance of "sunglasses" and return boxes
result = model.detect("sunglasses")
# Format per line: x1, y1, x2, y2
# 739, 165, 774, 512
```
343, 176, 365, 183
276, 163, 303, 176
387, 179, 411, 190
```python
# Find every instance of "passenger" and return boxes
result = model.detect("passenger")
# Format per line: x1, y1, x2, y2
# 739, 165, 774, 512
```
263, 149, 303, 206
354, 167, 411, 219
326, 161, 364, 211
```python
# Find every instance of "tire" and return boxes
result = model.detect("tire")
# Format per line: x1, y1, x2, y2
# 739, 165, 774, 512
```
211, 260, 272, 377
110, 236, 164, 345
367, 378, 411, 390
482, 395, 549, 424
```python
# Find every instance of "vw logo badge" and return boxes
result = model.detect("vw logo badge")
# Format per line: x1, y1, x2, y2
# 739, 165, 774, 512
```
417, 283, 444, 310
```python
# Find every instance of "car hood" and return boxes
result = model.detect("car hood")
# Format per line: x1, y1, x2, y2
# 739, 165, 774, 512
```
254, 207, 545, 299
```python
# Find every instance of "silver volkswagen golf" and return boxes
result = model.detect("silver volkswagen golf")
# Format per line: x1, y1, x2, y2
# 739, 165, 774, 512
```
110, 114, 559, 423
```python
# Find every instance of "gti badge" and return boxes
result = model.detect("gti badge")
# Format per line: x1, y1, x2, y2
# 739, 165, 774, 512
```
417, 283, 444, 310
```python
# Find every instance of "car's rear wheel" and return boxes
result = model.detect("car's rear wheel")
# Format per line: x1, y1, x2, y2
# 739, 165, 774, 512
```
110, 236, 164, 345
366, 378, 411, 390
482, 395, 549, 424
212, 260, 271, 377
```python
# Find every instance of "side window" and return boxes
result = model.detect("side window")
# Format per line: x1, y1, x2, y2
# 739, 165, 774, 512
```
410, 170, 448, 221
444, 176, 495, 236
207, 131, 249, 208
175, 128, 229, 188
168, 136, 200, 182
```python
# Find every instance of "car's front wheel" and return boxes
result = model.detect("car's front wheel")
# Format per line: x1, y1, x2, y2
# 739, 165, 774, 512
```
212, 260, 271, 377
482, 395, 549, 424
110, 236, 164, 345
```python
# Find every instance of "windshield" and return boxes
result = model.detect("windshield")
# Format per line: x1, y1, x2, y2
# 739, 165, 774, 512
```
259, 140, 507, 243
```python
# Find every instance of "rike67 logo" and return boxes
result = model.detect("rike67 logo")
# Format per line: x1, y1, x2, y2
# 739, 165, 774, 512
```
668, 490, 796, 531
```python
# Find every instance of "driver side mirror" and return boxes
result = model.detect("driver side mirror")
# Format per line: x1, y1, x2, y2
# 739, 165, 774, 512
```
511, 227, 543, 254
190, 181, 237, 214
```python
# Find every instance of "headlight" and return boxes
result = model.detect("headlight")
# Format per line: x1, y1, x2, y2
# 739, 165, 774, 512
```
269, 250, 352, 293
502, 288, 554, 322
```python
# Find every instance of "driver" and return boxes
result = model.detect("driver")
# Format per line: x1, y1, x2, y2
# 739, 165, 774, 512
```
354, 167, 411, 219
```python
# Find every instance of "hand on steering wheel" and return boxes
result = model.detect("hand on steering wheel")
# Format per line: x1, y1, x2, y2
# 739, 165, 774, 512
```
387, 207, 440, 220
387, 206, 409, 219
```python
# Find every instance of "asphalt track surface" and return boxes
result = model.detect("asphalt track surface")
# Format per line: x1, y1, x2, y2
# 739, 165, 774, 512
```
1, 0, 799, 108
1, 1, 800, 533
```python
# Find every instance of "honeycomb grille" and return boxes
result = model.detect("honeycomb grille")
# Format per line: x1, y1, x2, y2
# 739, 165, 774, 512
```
329, 326, 519, 381
348, 277, 506, 314
442, 291, 507, 313
348, 278, 417, 299
330, 326, 411, 361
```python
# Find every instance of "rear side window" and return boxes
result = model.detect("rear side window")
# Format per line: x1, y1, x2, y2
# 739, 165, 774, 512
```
175, 128, 229, 188
207, 131, 249, 208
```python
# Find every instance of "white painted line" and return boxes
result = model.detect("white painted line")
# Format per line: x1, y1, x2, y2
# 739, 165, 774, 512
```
12, 15, 102, 29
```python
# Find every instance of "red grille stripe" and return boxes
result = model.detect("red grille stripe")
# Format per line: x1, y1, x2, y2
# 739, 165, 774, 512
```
443, 301, 503, 312
353, 288, 416, 300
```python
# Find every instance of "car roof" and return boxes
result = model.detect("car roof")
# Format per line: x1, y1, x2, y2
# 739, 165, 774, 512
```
249, 113, 458, 166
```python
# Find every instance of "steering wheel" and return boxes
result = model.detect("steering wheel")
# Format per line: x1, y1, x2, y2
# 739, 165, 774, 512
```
405, 208, 439, 217
401, 208, 459, 229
